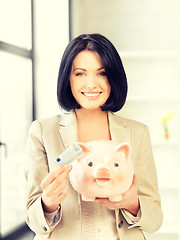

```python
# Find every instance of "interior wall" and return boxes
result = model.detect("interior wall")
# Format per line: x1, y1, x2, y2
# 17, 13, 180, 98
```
71, 0, 180, 52
71, 1, 180, 240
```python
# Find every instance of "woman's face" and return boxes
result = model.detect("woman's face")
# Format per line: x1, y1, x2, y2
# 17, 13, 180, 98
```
70, 50, 111, 111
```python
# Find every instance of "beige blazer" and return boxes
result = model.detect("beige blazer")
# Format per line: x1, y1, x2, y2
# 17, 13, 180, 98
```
25, 111, 163, 240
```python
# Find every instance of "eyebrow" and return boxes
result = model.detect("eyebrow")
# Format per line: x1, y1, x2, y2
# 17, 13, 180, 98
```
72, 68, 86, 72
72, 67, 105, 72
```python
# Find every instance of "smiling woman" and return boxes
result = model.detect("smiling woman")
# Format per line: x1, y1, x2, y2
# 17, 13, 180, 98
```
57, 34, 128, 112
70, 50, 111, 111
25, 33, 163, 240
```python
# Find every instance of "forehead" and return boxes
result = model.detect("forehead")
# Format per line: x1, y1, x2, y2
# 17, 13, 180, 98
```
72, 50, 104, 68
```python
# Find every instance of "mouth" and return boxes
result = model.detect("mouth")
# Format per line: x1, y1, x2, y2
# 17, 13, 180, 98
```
81, 92, 102, 99
96, 178, 110, 187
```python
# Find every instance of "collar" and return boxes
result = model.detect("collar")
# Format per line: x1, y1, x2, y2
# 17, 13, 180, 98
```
59, 111, 131, 149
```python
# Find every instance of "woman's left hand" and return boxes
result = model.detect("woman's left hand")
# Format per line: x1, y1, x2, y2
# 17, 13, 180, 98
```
94, 174, 140, 216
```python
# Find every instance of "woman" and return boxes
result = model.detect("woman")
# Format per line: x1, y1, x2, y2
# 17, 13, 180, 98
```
25, 34, 163, 240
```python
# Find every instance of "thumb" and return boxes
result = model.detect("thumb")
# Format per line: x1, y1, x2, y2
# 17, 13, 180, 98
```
133, 173, 138, 185
129, 174, 138, 189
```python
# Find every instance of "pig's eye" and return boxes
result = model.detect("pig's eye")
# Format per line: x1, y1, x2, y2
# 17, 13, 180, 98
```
88, 161, 93, 167
114, 163, 119, 167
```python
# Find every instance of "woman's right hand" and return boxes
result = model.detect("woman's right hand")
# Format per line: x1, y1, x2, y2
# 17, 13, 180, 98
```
41, 164, 72, 213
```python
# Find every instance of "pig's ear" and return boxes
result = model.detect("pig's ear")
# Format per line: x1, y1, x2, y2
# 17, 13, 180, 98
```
77, 142, 91, 161
78, 142, 91, 153
114, 142, 131, 161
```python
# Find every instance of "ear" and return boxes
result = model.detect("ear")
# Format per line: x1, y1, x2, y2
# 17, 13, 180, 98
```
77, 142, 91, 162
114, 142, 131, 161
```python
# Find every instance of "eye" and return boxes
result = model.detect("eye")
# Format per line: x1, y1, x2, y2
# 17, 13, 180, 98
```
98, 71, 106, 76
76, 72, 84, 76
88, 161, 93, 167
114, 163, 119, 167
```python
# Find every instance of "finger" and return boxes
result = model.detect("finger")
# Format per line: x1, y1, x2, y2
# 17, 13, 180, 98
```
41, 165, 71, 189
57, 186, 69, 203
42, 165, 71, 194
41, 165, 66, 188
128, 174, 138, 190
43, 177, 69, 197
107, 206, 116, 210
54, 178, 69, 195
57, 165, 72, 180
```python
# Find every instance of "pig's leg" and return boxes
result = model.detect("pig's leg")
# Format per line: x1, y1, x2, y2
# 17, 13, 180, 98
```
81, 194, 95, 201
109, 195, 122, 201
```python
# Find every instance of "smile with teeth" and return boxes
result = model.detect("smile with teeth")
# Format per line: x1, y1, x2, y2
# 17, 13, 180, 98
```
82, 92, 102, 98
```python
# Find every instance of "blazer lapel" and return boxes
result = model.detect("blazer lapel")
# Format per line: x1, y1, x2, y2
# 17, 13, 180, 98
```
59, 111, 78, 149
108, 112, 132, 144
59, 111, 132, 149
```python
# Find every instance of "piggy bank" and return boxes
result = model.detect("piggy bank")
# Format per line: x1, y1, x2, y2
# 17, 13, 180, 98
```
69, 140, 134, 201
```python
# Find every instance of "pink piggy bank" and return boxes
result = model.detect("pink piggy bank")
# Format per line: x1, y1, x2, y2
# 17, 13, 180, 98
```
69, 140, 134, 201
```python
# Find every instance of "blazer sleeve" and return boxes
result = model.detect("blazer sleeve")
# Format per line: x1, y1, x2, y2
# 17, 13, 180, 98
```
128, 125, 163, 233
25, 120, 62, 236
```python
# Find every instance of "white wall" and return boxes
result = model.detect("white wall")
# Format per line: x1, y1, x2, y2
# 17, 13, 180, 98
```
34, 0, 69, 119
72, 0, 180, 52
71, 1, 180, 239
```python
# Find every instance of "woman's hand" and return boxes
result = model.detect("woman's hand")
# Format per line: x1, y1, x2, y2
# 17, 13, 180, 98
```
95, 174, 140, 216
41, 164, 72, 213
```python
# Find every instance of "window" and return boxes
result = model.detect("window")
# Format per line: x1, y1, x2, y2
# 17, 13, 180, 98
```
0, 0, 33, 236
0, 0, 70, 237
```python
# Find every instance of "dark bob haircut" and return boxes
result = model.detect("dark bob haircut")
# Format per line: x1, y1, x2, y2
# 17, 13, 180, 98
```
57, 33, 128, 112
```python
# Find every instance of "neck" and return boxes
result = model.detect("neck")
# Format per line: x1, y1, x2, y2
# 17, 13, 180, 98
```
74, 108, 111, 142
75, 108, 108, 121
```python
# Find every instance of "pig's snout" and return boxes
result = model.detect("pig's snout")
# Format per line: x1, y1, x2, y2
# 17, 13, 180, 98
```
95, 168, 111, 187
96, 168, 111, 179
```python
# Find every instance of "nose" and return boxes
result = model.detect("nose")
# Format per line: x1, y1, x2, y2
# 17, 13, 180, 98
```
96, 168, 111, 179
86, 74, 96, 89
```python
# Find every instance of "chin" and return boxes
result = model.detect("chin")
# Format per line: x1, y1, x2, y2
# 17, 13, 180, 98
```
79, 102, 106, 111
81, 106, 102, 111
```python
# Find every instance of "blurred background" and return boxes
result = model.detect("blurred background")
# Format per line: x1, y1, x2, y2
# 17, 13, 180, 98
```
0, 0, 180, 239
